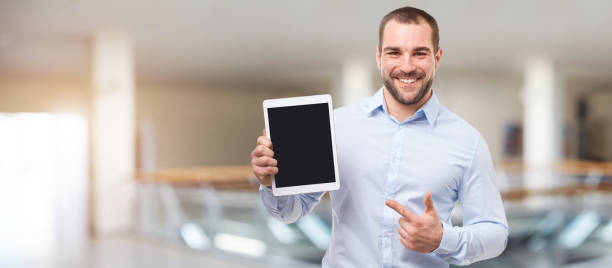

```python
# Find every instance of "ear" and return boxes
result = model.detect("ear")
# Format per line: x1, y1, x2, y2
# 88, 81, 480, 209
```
434, 47, 443, 70
375, 46, 381, 71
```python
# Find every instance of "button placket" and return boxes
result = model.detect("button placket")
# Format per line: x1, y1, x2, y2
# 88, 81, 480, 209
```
381, 125, 407, 266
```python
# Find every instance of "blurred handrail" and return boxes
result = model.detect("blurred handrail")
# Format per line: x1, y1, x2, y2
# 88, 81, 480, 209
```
134, 161, 612, 198
501, 183, 612, 201
135, 165, 257, 190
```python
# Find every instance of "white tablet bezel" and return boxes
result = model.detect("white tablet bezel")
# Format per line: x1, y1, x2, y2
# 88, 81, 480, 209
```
263, 94, 340, 196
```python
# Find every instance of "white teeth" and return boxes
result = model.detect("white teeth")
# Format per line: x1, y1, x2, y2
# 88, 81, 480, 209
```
399, 78, 417, 84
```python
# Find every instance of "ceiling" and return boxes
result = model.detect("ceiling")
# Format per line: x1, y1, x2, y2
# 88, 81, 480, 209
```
1, 0, 611, 87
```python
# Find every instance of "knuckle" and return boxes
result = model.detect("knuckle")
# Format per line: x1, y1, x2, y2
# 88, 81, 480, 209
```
253, 157, 263, 166
252, 166, 262, 176
256, 144, 266, 151
253, 146, 262, 156
258, 156, 272, 166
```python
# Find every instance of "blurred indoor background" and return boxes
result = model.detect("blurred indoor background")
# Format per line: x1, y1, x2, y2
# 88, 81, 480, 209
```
1, 0, 612, 267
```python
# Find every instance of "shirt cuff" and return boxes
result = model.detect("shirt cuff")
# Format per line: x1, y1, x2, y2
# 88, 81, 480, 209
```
432, 221, 460, 255
260, 184, 273, 192
259, 184, 277, 205
259, 184, 291, 211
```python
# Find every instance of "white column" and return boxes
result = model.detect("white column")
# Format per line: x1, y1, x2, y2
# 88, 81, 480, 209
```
92, 33, 135, 234
522, 58, 562, 190
334, 58, 374, 107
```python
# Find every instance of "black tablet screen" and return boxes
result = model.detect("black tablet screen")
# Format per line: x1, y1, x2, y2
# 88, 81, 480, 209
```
268, 103, 336, 188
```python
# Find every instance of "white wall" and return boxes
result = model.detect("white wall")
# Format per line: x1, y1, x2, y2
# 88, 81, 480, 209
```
434, 70, 523, 161
136, 84, 314, 168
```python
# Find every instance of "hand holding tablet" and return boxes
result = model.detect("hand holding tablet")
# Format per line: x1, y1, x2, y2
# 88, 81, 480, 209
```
252, 94, 340, 196
251, 128, 277, 187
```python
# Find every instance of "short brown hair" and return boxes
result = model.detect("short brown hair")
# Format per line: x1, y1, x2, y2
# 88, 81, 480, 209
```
378, 7, 439, 52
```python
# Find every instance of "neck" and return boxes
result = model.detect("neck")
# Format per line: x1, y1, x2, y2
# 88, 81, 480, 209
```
382, 88, 432, 122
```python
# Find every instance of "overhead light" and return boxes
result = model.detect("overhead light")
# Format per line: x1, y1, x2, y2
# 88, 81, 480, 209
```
267, 218, 299, 244
214, 233, 266, 257
180, 223, 211, 250
296, 215, 330, 250
559, 210, 600, 249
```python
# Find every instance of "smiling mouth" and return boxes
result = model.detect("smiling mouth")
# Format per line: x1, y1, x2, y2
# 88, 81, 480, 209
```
397, 77, 420, 85
399, 78, 417, 84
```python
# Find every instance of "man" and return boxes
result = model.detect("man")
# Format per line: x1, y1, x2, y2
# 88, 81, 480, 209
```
250, 6, 508, 267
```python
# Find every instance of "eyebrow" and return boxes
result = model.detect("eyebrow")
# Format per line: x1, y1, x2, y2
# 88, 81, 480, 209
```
414, 46, 432, 53
382, 46, 401, 52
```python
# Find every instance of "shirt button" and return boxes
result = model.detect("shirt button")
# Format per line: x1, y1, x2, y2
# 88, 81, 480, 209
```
386, 232, 392, 237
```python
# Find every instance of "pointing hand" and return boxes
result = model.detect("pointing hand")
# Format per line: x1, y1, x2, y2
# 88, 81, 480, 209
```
385, 191, 443, 253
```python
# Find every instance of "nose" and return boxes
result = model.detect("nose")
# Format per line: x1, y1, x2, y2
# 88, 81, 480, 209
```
399, 55, 417, 73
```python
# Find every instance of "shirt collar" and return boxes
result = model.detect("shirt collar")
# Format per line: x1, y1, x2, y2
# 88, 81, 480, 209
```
365, 87, 440, 127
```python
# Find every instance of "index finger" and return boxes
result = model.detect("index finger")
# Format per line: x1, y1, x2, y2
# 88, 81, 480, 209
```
385, 199, 418, 222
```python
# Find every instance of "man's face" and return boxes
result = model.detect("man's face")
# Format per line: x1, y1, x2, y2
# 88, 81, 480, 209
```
376, 19, 442, 106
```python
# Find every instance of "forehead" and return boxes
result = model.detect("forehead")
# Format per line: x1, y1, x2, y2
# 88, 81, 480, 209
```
381, 20, 434, 50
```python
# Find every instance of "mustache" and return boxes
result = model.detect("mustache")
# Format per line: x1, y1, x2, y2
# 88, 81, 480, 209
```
391, 70, 425, 79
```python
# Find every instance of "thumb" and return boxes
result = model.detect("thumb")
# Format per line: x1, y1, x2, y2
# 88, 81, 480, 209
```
262, 128, 266, 137
424, 191, 436, 214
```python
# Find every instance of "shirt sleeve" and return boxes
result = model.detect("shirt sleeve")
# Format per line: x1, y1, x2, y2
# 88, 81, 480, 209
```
259, 185, 325, 224
433, 136, 509, 265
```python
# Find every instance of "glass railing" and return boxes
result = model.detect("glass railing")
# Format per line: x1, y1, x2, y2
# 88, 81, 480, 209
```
135, 170, 612, 267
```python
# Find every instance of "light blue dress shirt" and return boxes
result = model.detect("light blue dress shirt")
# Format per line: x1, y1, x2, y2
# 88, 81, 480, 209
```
260, 88, 508, 267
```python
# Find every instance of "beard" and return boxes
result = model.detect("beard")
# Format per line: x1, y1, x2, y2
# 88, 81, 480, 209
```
383, 69, 434, 106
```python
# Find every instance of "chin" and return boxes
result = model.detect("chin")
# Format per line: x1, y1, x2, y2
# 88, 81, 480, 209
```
400, 96, 418, 104
398, 87, 419, 98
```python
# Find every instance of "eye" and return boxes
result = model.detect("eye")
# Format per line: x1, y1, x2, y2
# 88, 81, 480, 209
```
387, 51, 400, 56
414, 52, 427, 56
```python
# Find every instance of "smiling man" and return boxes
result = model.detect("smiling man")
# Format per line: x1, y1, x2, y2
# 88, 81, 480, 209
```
251, 6, 508, 267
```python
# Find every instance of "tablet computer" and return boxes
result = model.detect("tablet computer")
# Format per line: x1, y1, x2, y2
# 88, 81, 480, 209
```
263, 94, 340, 196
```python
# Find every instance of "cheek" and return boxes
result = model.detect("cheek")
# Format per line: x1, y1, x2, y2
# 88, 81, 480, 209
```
382, 62, 398, 75
419, 63, 435, 77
